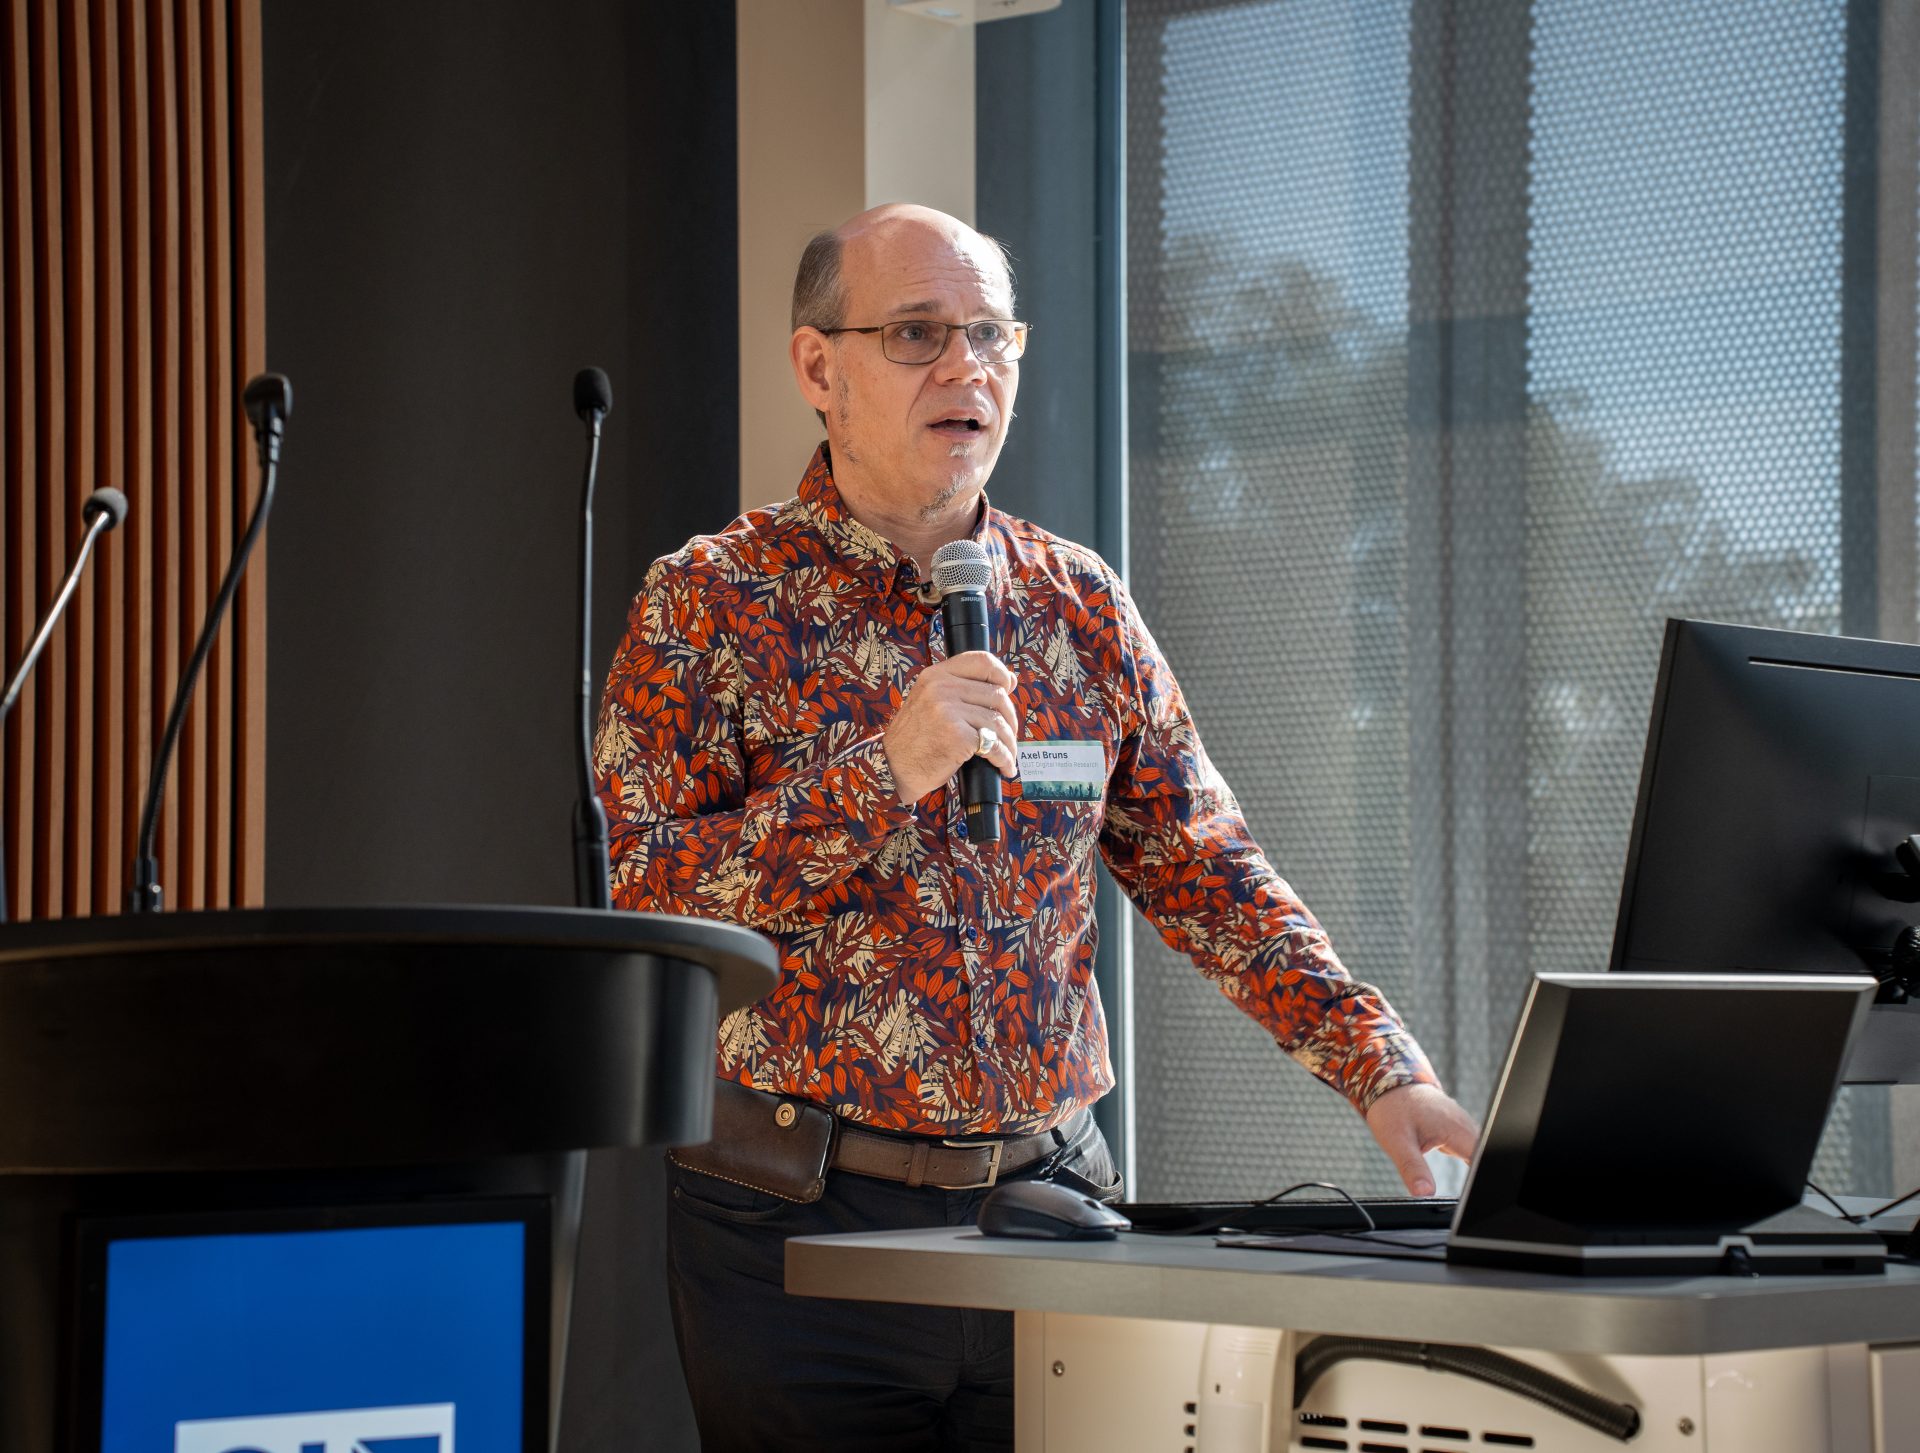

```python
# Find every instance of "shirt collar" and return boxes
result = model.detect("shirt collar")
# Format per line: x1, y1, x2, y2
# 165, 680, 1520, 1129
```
794, 443, 1006, 599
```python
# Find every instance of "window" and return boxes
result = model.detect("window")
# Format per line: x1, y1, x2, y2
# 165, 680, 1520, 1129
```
1123, 0, 1915, 1198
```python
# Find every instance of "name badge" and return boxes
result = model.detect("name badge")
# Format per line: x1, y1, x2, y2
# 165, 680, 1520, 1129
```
1018, 740, 1105, 801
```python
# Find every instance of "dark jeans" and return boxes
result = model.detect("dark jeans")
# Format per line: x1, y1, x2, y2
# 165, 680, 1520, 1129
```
664, 1112, 1121, 1453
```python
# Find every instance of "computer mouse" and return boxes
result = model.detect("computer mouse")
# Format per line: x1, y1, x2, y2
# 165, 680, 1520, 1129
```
976, 1179, 1132, 1241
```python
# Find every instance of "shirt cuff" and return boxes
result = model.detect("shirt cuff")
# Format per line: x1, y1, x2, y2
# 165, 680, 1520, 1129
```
820, 734, 917, 847
1325, 1029, 1441, 1113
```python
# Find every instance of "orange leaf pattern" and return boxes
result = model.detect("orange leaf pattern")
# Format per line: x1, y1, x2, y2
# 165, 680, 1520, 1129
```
595, 446, 1436, 1135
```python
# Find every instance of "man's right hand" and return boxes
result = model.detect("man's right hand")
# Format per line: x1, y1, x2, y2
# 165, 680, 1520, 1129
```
884, 651, 1021, 804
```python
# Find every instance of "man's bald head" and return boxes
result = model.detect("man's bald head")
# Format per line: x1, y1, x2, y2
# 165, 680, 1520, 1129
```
791, 204, 1016, 334
787, 202, 1022, 528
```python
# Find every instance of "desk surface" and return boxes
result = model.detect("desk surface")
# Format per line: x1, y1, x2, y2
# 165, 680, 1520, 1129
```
787, 1227, 1920, 1356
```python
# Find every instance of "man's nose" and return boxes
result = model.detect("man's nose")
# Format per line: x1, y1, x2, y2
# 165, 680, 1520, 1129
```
933, 325, 987, 384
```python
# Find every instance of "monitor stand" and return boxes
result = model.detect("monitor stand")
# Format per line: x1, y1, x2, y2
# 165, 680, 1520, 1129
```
1447, 1204, 1887, 1277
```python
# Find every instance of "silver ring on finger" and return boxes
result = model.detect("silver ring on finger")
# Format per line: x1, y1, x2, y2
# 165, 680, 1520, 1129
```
975, 725, 999, 759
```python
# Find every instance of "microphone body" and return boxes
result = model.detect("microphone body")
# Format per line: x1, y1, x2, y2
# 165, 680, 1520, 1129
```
933, 542, 1002, 844
0, 488, 127, 922
572, 367, 613, 910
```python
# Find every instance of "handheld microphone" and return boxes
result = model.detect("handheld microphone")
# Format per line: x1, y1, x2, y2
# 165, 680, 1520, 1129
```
0, 487, 128, 923
571, 367, 613, 910
932, 539, 1002, 844
129, 374, 289, 913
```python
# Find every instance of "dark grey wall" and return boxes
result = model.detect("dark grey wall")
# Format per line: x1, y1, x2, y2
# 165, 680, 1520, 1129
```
262, 3, 736, 1447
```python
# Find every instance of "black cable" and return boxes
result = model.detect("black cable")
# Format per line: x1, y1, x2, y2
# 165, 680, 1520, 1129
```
1258, 1181, 1377, 1234
1293, 1336, 1641, 1443
1858, 1184, 1920, 1224
1805, 1179, 1860, 1223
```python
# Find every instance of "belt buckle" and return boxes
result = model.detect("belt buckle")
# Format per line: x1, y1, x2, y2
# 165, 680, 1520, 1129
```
940, 1137, 1003, 1190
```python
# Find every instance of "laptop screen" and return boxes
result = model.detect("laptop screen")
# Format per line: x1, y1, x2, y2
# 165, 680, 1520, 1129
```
1451, 973, 1873, 1241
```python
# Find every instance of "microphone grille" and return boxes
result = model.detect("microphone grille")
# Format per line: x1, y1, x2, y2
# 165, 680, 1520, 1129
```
574, 366, 613, 420
84, 486, 129, 530
242, 372, 292, 428
931, 539, 991, 597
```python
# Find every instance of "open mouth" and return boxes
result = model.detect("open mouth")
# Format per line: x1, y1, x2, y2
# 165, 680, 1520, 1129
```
930, 416, 984, 436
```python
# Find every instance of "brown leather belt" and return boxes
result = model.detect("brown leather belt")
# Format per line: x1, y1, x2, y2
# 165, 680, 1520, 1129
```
831, 1116, 1082, 1191
671, 1077, 1086, 1200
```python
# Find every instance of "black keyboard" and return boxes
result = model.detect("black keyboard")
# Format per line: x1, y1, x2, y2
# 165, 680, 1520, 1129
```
1119, 1198, 1457, 1237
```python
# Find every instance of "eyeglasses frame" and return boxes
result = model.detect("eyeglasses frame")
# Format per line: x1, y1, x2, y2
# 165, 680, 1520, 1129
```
813, 318, 1031, 365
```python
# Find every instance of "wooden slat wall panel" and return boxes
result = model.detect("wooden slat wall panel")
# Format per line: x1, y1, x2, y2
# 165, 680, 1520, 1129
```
174, 0, 207, 911
229, 0, 263, 907
0, 0, 266, 922
202, 0, 231, 909
122, 0, 153, 909
3, 0, 38, 923
148, 0, 181, 905
31, 0, 67, 921
60, 0, 96, 918
91, 0, 126, 913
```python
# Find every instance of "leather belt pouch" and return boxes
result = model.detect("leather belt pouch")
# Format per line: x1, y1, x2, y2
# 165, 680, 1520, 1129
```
668, 1078, 835, 1204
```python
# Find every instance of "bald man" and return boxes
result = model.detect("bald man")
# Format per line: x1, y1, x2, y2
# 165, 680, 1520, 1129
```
594, 204, 1477, 1451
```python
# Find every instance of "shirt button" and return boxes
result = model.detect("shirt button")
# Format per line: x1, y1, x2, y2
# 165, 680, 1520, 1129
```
956, 822, 969, 839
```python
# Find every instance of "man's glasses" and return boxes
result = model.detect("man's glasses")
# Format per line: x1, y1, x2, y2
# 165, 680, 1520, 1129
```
817, 318, 1030, 366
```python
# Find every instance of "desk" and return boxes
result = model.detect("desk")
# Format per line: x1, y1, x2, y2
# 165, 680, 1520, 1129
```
788, 1228, 1920, 1452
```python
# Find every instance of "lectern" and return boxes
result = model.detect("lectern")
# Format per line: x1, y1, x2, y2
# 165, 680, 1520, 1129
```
0, 906, 776, 1452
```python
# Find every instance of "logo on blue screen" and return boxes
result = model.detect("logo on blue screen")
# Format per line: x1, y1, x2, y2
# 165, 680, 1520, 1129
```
173, 1402, 454, 1453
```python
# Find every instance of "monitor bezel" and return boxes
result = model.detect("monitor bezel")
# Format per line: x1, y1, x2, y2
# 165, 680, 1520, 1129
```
1610, 617, 1920, 979
1607, 617, 1920, 1083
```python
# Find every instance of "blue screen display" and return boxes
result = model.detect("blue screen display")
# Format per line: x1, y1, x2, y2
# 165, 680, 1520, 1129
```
99, 1220, 525, 1453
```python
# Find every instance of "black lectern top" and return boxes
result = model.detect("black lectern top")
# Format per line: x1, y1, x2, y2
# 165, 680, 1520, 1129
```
0, 905, 777, 1174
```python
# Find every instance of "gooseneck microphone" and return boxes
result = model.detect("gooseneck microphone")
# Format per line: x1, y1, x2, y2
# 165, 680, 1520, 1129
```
0, 487, 128, 923
931, 539, 1002, 844
128, 373, 290, 913
85, 487, 130, 531
571, 367, 613, 910
0, 489, 127, 721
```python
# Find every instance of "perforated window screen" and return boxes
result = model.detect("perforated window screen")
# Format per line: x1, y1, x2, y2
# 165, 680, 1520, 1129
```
1125, 0, 1913, 1199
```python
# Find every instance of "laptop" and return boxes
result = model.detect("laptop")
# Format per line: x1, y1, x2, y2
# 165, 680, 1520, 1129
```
1444, 972, 1886, 1276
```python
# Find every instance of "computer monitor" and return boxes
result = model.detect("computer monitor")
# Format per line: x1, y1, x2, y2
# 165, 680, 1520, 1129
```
1610, 618, 1920, 1081
74, 1198, 549, 1453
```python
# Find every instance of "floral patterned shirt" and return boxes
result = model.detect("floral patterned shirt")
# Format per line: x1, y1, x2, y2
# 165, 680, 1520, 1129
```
595, 446, 1436, 1136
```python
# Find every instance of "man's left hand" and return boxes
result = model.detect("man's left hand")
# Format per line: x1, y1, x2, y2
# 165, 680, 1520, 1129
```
1364, 1083, 1479, 1197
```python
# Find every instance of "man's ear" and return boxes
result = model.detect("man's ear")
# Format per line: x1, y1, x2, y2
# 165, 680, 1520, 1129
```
790, 327, 833, 415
